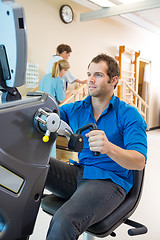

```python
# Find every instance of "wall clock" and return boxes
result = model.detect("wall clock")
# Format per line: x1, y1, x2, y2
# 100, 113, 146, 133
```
59, 5, 74, 24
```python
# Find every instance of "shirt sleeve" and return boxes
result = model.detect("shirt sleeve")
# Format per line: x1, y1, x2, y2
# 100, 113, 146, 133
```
121, 107, 147, 159
62, 70, 76, 84
46, 58, 54, 74
59, 103, 74, 124
46, 56, 63, 74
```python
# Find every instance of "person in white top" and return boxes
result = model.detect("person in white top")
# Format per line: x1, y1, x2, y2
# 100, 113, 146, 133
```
46, 44, 87, 92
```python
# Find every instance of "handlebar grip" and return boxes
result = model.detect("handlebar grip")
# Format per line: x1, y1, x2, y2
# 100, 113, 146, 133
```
76, 123, 100, 156
93, 151, 100, 156
128, 226, 148, 236
90, 128, 100, 156
125, 219, 148, 236
76, 123, 97, 134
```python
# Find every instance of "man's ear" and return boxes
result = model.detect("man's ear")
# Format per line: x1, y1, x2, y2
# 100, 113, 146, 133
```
111, 76, 119, 88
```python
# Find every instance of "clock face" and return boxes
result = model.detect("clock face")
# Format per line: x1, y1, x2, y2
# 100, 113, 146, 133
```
59, 5, 74, 24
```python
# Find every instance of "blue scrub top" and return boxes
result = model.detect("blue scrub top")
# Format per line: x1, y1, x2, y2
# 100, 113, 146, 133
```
39, 74, 65, 104
59, 94, 147, 193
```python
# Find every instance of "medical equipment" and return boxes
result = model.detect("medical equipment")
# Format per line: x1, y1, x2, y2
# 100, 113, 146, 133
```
0, 1, 81, 239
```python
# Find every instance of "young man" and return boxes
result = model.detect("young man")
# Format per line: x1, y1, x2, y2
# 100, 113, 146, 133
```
45, 54, 147, 240
46, 44, 87, 91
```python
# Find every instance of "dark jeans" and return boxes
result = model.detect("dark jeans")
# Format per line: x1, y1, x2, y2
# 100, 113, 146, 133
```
45, 158, 126, 240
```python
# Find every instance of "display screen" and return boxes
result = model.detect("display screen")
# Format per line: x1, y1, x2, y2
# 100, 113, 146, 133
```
0, 165, 24, 194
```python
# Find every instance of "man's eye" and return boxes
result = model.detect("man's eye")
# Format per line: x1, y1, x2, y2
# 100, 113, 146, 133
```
87, 73, 91, 77
95, 73, 103, 77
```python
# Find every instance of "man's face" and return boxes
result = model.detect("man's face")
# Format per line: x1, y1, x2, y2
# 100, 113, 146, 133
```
61, 51, 70, 60
87, 61, 112, 97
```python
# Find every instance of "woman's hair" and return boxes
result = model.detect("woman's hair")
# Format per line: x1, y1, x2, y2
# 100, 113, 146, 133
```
52, 59, 70, 78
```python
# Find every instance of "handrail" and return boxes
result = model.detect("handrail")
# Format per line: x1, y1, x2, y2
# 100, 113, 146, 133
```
59, 83, 88, 106
118, 79, 149, 126
122, 79, 149, 108
58, 93, 75, 106
75, 83, 88, 95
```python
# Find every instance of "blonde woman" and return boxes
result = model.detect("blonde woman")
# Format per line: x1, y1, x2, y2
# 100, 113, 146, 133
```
39, 59, 70, 104
39, 59, 76, 158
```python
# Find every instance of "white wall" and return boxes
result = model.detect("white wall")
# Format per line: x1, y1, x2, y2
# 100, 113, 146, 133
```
16, 0, 160, 128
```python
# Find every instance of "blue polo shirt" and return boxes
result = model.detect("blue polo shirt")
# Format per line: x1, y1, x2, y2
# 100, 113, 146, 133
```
59, 94, 147, 193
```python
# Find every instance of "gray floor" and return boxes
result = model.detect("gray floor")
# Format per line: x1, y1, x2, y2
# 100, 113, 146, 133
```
30, 129, 160, 240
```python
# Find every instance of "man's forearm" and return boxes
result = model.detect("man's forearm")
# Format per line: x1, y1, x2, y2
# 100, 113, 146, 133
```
106, 142, 145, 170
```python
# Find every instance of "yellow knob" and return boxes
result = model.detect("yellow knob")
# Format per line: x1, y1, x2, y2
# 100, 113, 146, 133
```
42, 135, 49, 142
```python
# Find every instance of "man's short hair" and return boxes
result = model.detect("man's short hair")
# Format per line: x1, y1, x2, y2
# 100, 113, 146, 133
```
56, 44, 72, 54
89, 54, 120, 80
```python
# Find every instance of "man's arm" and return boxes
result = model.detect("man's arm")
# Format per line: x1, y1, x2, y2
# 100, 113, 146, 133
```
86, 130, 146, 171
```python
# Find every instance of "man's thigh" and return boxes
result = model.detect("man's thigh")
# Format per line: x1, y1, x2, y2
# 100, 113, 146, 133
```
45, 158, 78, 199
55, 179, 126, 233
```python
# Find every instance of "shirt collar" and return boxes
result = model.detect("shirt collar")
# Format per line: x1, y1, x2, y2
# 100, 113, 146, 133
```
83, 94, 117, 111
83, 95, 91, 108
109, 94, 116, 109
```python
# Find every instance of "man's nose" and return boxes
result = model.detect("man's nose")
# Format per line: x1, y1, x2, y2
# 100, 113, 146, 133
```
88, 74, 96, 82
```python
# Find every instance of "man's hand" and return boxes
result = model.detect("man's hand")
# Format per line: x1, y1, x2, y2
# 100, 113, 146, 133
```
85, 130, 110, 155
